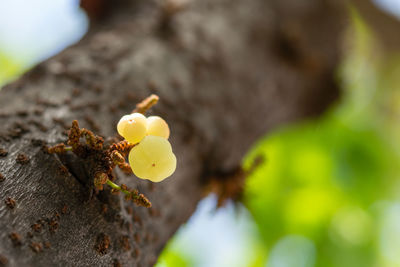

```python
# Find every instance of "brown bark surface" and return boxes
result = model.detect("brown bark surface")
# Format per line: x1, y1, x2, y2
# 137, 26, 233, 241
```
0, 0, 345, 266
351, 0, 400, 52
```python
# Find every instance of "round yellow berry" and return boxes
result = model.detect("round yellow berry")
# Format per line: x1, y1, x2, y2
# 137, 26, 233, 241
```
117, 113, 147, 144
146, 116, 170, 139
129, 136, 177, 182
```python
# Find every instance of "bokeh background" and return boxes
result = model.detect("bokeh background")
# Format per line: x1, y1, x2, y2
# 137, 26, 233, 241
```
2, 1, 400, 266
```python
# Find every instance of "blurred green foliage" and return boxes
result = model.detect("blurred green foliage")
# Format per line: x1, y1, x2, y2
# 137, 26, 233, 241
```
159, 8, 400, 267
0, 50, 23, 87
242, 9, 400, 267
157, 250, 193, 267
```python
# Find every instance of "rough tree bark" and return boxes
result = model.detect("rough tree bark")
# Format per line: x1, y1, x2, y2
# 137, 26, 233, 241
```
0, 0, 345, 266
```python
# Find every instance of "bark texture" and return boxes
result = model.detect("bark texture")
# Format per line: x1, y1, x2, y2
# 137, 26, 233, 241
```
0, 0, 345, 266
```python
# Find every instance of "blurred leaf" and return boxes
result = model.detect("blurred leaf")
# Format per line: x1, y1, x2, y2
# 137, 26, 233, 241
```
156, 248, 193, 267
0, 50, 22, 87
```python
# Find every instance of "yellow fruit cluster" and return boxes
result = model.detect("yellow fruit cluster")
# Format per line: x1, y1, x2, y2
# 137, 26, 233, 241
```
117, 113, 176, 182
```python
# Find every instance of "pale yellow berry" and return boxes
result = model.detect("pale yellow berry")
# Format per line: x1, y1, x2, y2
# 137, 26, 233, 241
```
117, 113, 147, 144
129, 136, 177, 182
146, 116, 170, 139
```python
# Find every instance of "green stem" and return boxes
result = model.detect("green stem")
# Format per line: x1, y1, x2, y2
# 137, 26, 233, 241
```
106, 179, 131, 195
65, 146, 73, 151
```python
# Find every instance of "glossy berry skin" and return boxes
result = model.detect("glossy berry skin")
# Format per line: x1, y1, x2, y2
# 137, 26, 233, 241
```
117, 113, 147, 144
146, 116, 170, 139
129, 136, 176, 182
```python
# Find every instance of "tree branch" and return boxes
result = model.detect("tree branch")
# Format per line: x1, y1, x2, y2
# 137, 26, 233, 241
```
0, 0, 345, 265
351, 0, 400, 52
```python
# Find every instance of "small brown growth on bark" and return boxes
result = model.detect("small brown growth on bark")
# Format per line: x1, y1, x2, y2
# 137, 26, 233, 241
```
31, 139, 46, 148
44, 242, 51, 249
0, 173, 5, 182
133, 232, 140, 243
58, 165, 69, 175
33, 108, 44, 115
158, 0, 188, 39
8, 123, 29, 138
67, 120, 82, 150
16, 153, 29, 164
101, 204, 108, 214
120, 235, 131, 251
30, 242, 43, 253
111, 150, 133, 174
80, 0, 107, 21
9, 232, 22, 246
113, 259, 122, 267
133, 193, 151, 208
80, 128, 104, 150
72, 88, 82, 97
94, 172, 108, 190
132, 247, 140, 258
61, 205, 69, 214
111, 189, 120, 195
0, 148, 7, 157
48, 218, 59, 233
208, 155, 264, 207
208, 168, 246, 207
133, 214, 142, 226
124, 194, 132, 201
118, 162, 133, 174
31, 223, 42, 233
132, 94, 159, 114
145, 233, 152, 243
109, 141, 134, 156
5, 198, 16, 209
48, 96, 159, 207
47, 143, 66, 154
148, 207, 160, 217
95, 233, 110, 255
0, 254, 8, 266
109, 104, 117, 113
16, 110, 28, 117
